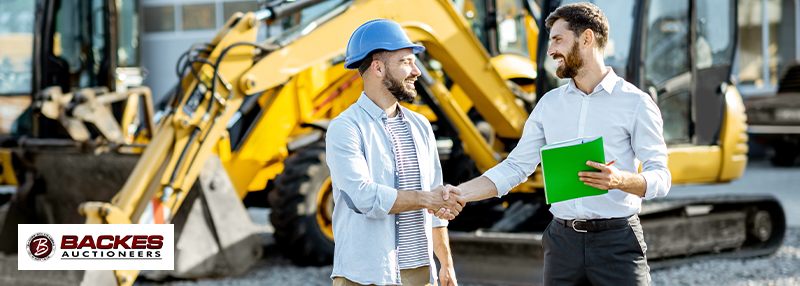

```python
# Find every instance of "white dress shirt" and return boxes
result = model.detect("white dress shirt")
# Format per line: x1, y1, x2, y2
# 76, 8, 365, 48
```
483, 68, 671, 220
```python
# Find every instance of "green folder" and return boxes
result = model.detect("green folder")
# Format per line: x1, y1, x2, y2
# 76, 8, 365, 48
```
539, 136, 607, 204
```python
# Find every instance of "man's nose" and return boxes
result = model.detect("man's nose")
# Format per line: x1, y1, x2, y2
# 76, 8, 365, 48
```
547, 43, 556, 57
410, 63, 421, 76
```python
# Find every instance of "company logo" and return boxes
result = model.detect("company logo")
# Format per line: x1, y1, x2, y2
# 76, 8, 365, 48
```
26, 232, 55, 262
60, 235, 164, 260
19, 224, 174, 271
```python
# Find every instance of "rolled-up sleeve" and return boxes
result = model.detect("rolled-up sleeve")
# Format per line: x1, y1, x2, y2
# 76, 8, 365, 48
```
483, 101, 547, 197
632, 97, 672, 199
426, 123, 448, 228
326, 118, 398, 219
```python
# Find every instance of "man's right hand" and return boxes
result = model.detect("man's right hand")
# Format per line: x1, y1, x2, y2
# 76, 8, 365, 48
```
428, 184, 466, 220
432, 185, 465, 219
428, 184, 467, 220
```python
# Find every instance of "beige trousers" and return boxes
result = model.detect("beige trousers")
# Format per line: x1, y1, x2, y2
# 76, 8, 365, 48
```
332, 266, 436, 286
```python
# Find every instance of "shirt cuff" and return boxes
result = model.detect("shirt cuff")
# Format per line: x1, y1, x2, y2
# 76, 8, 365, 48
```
375, 184, 399, 218
640, 172, 659, 200
431, 215, 449, 228
482, 169, 512, 197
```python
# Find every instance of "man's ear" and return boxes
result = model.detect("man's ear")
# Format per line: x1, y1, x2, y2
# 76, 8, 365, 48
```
581, 29, 595, 49
370, 60, 384, 78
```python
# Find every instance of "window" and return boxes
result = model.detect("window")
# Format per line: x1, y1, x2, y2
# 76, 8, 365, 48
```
183, 4, 216, 31
117, 0, 139, 67
223, 1, 259, 22
496, 0, 529, 57
737, 0, 782, 87
144, 6, 175, 32
276, 0, 343, 31
593, 0, 635, 77
267, 1, 350, 41
643, 0, 692, 145
457, 0, 491, 52
0, 0, 35, 94
660, 90, 692, 144
53, 0, 109, 88
642, 0, 690, 87
695, 0, 735, 69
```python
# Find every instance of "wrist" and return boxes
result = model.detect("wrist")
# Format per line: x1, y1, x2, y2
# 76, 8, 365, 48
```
419, 191, 434, 210
616, 171, 635, 189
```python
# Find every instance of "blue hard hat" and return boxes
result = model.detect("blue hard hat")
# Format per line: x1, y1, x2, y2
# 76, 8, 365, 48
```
344, 19, 425, 70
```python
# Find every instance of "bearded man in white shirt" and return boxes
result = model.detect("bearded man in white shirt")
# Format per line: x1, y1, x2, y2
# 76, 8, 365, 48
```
438, 3, 671, 285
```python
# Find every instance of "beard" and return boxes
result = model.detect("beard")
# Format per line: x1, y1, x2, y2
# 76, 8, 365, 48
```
555, 41, 584, 79
383, 69, 417, 103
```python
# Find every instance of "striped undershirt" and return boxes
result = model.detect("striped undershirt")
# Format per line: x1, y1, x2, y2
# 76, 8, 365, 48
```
384, 113, 429, 270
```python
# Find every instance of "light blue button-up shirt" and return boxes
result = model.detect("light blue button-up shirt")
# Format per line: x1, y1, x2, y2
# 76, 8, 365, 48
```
484, 68, 672, 220
326, 92, 448, 285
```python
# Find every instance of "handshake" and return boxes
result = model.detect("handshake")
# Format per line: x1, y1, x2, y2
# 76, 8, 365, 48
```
425, 185, 466, 220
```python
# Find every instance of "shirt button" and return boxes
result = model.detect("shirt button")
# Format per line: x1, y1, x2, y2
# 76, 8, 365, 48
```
396, 221, 400, 225
584, 97, 589, 100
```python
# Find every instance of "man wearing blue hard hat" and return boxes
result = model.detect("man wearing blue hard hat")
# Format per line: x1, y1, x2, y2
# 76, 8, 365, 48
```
326, 19, 464, 286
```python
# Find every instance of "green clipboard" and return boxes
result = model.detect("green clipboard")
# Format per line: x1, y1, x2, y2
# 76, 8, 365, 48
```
539, 136, 607, 204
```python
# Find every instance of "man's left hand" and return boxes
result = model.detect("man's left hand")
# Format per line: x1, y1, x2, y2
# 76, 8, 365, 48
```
438, 265, 458, 286
579, 161, 624, 190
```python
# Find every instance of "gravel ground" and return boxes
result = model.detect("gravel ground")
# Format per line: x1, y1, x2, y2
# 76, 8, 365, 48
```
136, 245, 334, 286
650, 227, 800, 286
135, 206, 800, 286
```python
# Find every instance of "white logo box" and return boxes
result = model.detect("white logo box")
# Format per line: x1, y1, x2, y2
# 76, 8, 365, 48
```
18, 224, 174, 270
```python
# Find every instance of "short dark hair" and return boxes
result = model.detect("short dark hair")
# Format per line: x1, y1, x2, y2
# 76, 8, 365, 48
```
545, 2, 610, 50
357, 50, 390, 75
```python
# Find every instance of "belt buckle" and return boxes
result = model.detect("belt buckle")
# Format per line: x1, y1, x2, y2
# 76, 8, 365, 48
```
572, 219, 588, 233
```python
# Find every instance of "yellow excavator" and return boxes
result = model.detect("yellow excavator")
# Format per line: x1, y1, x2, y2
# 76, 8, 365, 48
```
0, 0, 786, 285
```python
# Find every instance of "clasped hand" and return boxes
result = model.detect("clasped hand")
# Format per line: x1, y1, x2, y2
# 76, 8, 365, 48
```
427, 184, 465, 220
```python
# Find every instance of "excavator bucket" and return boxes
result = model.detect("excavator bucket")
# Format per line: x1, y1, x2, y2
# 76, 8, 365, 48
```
144, 154, 263, 280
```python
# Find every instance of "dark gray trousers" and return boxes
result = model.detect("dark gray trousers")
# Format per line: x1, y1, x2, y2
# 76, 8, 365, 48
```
542, 215, 650, 286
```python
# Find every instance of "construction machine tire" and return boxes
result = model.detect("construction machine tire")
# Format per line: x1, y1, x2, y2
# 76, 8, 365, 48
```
269, 141, 335, 266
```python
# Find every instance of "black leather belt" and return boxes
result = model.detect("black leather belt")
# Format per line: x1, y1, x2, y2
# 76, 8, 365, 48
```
554, 215, 635, 233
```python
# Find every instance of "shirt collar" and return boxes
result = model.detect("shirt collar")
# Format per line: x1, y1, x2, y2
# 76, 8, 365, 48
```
568, 67, 620, 96
357, 92, 387, 120
356, 92, 406, 121
599, 67, 619, 93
